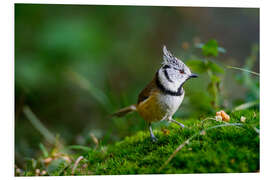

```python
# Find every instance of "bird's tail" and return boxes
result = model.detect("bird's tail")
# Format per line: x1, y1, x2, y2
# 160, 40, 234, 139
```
111, 104, 137, 117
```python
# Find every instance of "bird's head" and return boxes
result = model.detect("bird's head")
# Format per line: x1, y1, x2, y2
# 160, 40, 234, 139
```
157, 46, 198, 93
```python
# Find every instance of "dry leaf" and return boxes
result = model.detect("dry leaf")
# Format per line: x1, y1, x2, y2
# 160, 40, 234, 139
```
216, 110, 230, 122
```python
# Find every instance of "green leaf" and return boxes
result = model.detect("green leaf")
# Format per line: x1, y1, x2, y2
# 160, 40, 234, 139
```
206, 61, 224, 74
68, 145, 92, 152
186, 59, 207, 73
233, 100, 259, 111
210, 74, 221, 83
39, 143, 49, 158
202, 39, 219, 57
187, 60, 224, 74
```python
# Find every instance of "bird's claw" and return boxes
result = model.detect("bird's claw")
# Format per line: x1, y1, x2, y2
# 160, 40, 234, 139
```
169, 119, 185, 128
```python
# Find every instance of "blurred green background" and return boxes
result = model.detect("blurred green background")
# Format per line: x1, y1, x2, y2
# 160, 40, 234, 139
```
15, 4, 259, 168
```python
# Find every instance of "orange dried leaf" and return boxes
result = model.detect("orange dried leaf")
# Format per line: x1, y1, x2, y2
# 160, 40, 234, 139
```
216, 110, 230, 122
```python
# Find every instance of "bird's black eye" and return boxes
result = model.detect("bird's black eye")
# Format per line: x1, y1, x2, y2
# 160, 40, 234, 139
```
180, 69, 185, 74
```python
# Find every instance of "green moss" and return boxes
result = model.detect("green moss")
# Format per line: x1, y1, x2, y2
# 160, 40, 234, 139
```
71, 109, 259, 175
20, 109, 259, 175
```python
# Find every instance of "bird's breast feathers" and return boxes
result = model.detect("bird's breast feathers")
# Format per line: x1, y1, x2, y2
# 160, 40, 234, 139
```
137, 90, 185, 122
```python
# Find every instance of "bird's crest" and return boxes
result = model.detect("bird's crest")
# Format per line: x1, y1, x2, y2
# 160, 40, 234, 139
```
162, 45, 184, 69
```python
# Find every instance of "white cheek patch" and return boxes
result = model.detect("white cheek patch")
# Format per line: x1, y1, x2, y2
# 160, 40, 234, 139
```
158, 69, 185, 92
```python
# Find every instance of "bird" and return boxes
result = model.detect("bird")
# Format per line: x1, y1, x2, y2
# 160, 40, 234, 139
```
112, 45, 198, 142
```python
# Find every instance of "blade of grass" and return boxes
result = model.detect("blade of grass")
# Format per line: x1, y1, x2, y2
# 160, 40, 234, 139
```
23, 106, 56, 144
68, 145, 92, 152
39, 143, 49, 158
253, 127, 260, 134
65, 68, 111, 112
233, 100, 259, 111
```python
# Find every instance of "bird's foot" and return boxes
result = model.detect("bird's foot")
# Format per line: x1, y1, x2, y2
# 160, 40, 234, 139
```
175, 121, 185, 128
149, 123, 158, 142
169, 119, 185, 128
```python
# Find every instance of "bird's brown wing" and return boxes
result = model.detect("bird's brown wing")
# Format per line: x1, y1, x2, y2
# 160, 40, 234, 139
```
137, 73, 159, 104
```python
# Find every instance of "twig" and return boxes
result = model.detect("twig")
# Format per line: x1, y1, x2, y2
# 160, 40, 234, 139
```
201, 117, 241, 129
226, 66, 259, 76
72, 156, 84, 175
159, 123, 243, 171
201, 117, 218, 124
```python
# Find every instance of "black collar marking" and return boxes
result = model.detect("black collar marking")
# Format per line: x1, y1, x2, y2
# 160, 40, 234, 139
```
156, 72, 184, 96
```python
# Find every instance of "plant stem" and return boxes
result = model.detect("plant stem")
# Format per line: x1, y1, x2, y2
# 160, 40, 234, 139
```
205, 60, 219, 109
226, 66, 259, 76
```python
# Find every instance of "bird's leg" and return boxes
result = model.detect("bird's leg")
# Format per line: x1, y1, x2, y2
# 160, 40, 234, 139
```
168, 117, 185, 128
148, 123, 158, 142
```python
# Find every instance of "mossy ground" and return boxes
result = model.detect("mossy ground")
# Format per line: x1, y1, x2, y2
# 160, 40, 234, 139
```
21, 109, 259, 176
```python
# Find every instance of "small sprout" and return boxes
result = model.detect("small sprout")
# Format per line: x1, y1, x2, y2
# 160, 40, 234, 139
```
35, 169, 40, 176
43, 157, 53, 165
41, 170, 47, 175
90, 133, 99, 147
216, 110, 230, 122
240, 116, 246, 123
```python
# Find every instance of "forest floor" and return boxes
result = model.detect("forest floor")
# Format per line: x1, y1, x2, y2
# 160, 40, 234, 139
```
19, 109, 259, 176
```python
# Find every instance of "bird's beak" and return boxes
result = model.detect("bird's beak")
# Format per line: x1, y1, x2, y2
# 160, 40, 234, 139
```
189, 73, 198, 78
